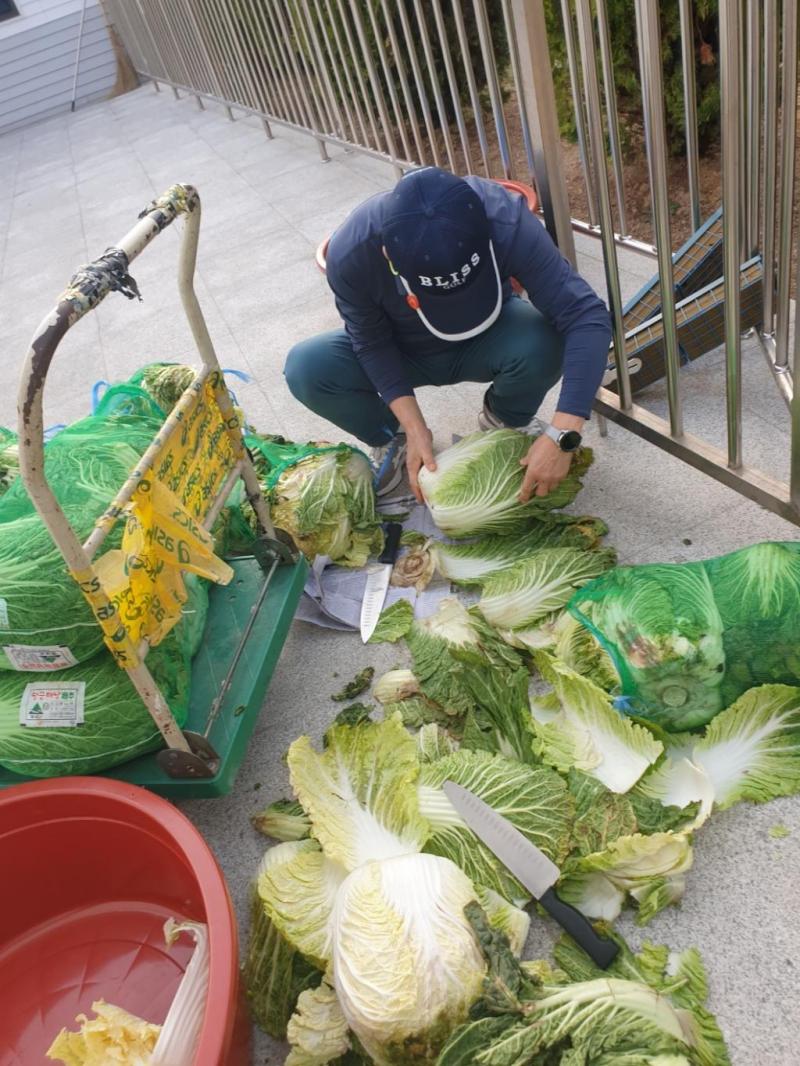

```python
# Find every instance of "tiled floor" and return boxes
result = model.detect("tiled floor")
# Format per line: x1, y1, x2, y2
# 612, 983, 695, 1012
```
1, 85, 798, 1064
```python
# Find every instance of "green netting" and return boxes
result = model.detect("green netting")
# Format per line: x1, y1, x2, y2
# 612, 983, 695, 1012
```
0, 577, 208, 778
0, 391, 164, 668
0, 427, 18, 498
242, 433, 383, 567
569, 541, 800, 732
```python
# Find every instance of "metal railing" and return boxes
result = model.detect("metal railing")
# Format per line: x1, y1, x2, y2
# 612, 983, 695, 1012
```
102, 0, 800, 526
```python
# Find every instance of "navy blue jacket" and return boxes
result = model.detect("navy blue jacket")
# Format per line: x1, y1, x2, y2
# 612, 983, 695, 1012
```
325, 177, 612, 419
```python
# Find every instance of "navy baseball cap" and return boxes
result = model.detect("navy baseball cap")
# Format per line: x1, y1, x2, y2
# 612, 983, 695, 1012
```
381, 167, 502, 341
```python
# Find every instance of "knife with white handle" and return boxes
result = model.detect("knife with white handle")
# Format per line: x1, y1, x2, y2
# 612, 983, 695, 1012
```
359, 523, 403, 643
443, 780, 619, 969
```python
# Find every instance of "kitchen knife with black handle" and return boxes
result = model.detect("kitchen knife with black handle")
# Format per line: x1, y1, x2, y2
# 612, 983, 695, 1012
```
443, 779, 619, 969
359, 522, 403, 643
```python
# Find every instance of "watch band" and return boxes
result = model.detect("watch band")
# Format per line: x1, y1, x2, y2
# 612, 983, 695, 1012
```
543, 423, 582, 452
543, 424, 563, 447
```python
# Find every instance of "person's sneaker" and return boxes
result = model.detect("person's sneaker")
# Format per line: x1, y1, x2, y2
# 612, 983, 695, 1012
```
478, 402, 545, 437
370, 432, 408, 498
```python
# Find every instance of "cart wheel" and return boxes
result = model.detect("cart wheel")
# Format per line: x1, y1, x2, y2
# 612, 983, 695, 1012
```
156, 731, 220, 779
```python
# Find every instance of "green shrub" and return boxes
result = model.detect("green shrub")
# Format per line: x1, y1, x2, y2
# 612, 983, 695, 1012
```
545, 0, 720, 156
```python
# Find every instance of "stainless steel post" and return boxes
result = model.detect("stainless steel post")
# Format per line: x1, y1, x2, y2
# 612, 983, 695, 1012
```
199, 0, 248, 113
596, 0, 628, 236
451, 0, 491, 175
508, 0, 576, 262
246, 0, 302, 126
321, 0, 368, 147
395, 0, 441, 165
143, 0, 191, 97
221, 3, 273, 136
181, 0, 232, 116
574, 0, 630, 407
236, 0, 283, 123
414, 0, 458, 171
334, 0, 382, 152
746, 0, 761, 256
792, 247, 800, 509
719, 0, 744, 467
761, 0, 779, 334
471, 0, 512, 179
380, 0, 425, 163
363, 0, 415, 162
500, 0, 537, 181
430, 0, 473, 172
560, 0, 598, 227
636, 0, 683, 438
347, 0, 402, 172
678, 0, 701, 232
775, 0, 798, 370
276, 0, 331, 140
266, 0, 329, 157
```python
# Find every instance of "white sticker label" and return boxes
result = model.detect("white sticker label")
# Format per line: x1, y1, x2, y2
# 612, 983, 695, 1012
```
0, 598, 8, 629
4, 645, 78, 671
20, 682, 86, 728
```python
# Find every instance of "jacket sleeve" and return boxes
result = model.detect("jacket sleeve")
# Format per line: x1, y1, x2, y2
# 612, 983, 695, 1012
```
326, 248, 414, 405
507, 210, 613, 419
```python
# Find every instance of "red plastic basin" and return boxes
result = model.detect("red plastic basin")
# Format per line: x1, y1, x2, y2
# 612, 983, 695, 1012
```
0, 777, 250, 1066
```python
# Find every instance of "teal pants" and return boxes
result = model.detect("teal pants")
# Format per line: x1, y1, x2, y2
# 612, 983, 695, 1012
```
284, 296, 564, 446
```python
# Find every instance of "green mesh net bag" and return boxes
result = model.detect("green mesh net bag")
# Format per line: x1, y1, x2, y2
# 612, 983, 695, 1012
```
0, 576, 207, 778
0, 389, 164, 669
569, 541, 800, 732
0, 428, 18, 498
243, 434, 383, 567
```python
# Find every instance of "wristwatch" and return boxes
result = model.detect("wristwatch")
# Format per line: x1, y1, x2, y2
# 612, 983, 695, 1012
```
543, 424, 583, 452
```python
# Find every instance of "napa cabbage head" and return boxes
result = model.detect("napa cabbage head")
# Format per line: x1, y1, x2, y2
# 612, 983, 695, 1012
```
418, 428, 593, 537
331, 852, 486, 1065
570, 562, 726, 730
264, 444, 383, 567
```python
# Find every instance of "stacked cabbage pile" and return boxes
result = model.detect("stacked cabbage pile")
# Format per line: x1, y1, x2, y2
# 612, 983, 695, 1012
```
244, 427, 800, 1064
0, 396, 211, 779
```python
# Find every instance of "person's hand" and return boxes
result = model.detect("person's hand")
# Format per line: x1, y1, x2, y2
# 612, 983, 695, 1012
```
407, 424, 437, 503
519, 435, 572, 501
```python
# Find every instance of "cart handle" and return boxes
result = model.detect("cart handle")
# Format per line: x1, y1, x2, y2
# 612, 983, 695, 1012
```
17, 185, 208, 549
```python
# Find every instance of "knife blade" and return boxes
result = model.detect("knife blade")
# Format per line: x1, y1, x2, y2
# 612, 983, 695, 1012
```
443, 780, 619, 969
360, 523, 403, 643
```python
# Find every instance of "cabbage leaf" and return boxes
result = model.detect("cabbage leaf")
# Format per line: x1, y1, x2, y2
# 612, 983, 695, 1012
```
287, 716, 428, 872
244, 841, 324, 1038
419, 749, 574, 903
366, 598, 414, 643
559, 830, 693, 925
428, 515, 608, 585
405, 597, 523, 718
532, 656, 663, 793
478, 546, 616, 633
636, 684, 800, 818
251, 798, 311, 842
438, 903, 728, 1066
285, 982, 352, 1066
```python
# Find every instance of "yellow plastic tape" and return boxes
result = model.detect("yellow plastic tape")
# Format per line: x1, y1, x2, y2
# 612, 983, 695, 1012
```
73, 372, 241, 654
113, 478, 233, 646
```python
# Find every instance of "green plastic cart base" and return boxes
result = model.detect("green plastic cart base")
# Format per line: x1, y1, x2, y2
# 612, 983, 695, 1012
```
0, 553, 308, 799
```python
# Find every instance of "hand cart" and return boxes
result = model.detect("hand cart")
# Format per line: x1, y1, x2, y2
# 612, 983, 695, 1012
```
0, 183, 308, 798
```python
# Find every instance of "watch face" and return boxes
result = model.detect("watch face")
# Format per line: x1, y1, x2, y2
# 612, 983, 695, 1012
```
559, 430, 582, 452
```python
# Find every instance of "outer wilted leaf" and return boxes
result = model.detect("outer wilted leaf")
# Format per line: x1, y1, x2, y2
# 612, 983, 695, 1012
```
366, 598, 414, 643
287, 716, 428, 872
